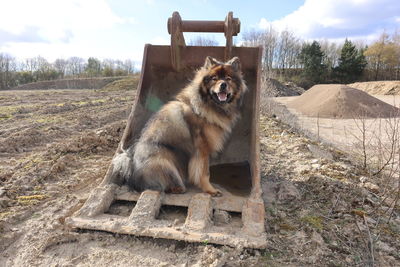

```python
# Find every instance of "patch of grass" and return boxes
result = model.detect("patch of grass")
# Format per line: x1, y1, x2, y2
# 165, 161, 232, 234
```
23, 157, 45, 169
261, 250, 282, 265
91, 99, 107, 104
17, 194, 47, 206
320, 169, 348, 180
0, 113, 12, 120
35, 117, 61, 124
0, 211, 12, 220
72, 101, 89, 106
0, 106, 19, 120
351, 208, 367, 217
301, 215, 324, 230
380, 223, 400, 238
279, 222, 297, 231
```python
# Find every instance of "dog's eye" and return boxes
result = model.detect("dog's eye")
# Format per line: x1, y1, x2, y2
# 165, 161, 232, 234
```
226, 76, 232, 81
212, 76, 218, 81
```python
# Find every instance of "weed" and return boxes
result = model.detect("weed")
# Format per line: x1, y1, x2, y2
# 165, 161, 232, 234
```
301, 215, 324, 230
17, 194, 47, 206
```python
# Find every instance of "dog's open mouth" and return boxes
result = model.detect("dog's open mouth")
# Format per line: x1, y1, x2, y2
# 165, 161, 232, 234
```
211, 91, 232, 104
217, 92, 228, 102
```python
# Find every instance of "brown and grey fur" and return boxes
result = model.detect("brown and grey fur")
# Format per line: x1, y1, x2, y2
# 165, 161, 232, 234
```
112, 56, 247, 196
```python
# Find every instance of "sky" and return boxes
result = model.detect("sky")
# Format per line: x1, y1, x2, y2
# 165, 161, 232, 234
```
0, 0, 399, 67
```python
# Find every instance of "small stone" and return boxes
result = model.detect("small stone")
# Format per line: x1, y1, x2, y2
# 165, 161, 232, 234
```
0, 196, 10, 208
376, 241, 394, 253
277, 181, 300, 202
311, 231, 324, 246
172, 219, 180, 227
213, 209, 231, 224
311, 159, 319, 164
307, 144, 334, 160
364, 182, 379, 193
359, 176, 368, 183
312, 164, 321, 169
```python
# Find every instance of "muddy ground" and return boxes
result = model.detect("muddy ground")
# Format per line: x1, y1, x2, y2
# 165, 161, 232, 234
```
0, 88, 399, 266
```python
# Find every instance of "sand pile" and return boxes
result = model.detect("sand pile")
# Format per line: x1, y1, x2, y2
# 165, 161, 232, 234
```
348, 81, 400, 95
287, 84, 400, 118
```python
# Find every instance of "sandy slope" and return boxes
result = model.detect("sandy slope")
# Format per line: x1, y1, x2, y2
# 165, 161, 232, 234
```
349, 81, 400, 95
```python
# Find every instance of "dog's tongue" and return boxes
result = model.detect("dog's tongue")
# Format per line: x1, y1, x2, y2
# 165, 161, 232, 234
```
217, 92, 227, 102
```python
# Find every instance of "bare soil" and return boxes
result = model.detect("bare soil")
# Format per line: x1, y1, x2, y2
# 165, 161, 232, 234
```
0, 87, 399, 266
263, 78, 305, 97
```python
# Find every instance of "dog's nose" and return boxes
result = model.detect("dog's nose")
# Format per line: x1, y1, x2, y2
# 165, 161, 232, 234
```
220, 82, 227, 91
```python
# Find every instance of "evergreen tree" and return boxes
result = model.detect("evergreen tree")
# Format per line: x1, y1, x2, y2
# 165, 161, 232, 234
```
335, 39, 367, 83
298, 41, 327, 87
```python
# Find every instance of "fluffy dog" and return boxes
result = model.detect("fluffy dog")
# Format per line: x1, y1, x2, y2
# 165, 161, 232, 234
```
112, 56, 247, 196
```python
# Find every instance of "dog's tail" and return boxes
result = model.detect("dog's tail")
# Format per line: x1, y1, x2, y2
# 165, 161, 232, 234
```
112, 146, 135, 184
112, 145, 186, 193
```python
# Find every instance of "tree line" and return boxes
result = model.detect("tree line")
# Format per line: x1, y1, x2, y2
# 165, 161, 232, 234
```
0, 55, 136, 89
1, 29, 399, 90
242, 28, 400, 88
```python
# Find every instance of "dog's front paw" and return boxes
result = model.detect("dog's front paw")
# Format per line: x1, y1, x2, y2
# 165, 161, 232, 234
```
208, 189, 222, 197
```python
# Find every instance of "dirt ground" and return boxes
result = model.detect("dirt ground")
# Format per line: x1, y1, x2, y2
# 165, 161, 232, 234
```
1, 88, 399, 266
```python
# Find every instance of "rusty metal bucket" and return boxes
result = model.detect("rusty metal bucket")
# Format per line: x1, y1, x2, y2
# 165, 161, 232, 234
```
67, 12, 266, 248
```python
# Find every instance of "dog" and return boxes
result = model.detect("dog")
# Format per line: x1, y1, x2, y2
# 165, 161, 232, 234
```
112, 56, 247, 196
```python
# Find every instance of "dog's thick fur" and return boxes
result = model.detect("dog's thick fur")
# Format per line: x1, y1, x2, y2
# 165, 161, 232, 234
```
112, 56, 247, 196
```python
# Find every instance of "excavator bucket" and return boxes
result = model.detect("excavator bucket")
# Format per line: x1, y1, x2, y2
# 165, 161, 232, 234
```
67, 12, 266, 248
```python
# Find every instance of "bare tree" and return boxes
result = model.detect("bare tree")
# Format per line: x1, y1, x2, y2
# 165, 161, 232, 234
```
123, 59, 135, 74
276, 30, 301, 74
54, 58, 68, 78
320, 39, 341, 69
66, 57, 86, 76
188, 36, 218, 46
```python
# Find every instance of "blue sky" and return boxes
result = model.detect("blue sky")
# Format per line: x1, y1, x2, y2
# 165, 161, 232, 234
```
0, 0, 399, 67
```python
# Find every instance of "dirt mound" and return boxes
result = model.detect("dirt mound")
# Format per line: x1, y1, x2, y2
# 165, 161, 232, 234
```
263, 78, 305, 97
287, 84, 400, 118
348, 81, 400, 95
11, 77, 125, 90
100, 76, 139, 91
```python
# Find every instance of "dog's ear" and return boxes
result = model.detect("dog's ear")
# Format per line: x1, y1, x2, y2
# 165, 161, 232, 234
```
203, 56, 220, 69
227, 57, 241, 72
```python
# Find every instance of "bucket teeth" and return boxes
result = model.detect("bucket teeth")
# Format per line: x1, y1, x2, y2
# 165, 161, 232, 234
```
129, 190, 162, 222
242, 198, 266, 236
67, 188, 267, 248
76, 184, 117, 217
184, 193, 213, 230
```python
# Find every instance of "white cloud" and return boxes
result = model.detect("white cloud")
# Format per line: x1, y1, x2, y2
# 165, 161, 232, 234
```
0, 0, 124, 43
150, 36, 169, 45
258, 18, 270, 30
145, 0, 156, 5
258, 0, 400, 41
